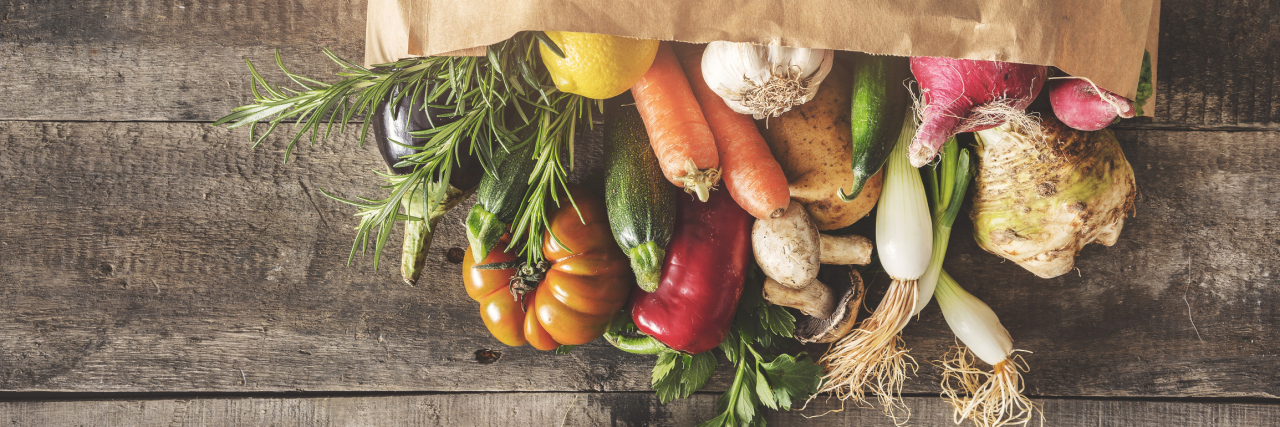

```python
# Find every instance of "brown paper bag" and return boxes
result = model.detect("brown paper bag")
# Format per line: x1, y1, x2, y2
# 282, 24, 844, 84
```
366, 0, 1159, 115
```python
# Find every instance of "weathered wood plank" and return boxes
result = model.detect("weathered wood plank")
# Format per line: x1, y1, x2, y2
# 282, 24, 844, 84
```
1140, 0, 1280, 128
3, 394, 1279, 426
0, 0, 367, 48
0, 0, 366, 122
0, 120, 669, 393
0, 0, 1276, 128
1, 120, 1278, 397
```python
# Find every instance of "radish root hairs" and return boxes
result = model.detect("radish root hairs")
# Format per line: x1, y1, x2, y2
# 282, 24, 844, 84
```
910, 91, 1046, 167
937, 346, 1042, 427
907, 57, 1047, 167
1047, 76, 1134, 119
959, 100, 1044, 143
817, 279, 919, 423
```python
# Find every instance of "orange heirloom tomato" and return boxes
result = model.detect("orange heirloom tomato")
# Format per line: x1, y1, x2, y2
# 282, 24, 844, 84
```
462, 186, 634, 351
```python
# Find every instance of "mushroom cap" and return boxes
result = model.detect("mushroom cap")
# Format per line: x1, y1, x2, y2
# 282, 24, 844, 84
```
752, 200, 820, 288
795, 266, 865, 344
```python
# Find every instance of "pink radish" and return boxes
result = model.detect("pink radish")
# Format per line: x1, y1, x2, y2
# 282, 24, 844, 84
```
1048, 78, 1136, 131
909, 57, 1047, 167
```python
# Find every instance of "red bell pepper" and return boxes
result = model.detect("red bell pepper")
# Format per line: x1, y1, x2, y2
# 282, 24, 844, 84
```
630, 190, 754, 354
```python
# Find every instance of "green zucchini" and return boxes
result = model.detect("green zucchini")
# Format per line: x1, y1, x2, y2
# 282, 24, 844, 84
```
604, 98, 676, 292
839, 53, 911, 202
465, 141, 538, 262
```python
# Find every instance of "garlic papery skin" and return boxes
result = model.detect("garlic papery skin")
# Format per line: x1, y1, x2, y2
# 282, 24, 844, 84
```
700, 41, 834, 119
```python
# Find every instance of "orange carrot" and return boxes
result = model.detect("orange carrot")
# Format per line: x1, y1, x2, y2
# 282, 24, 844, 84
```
673, 43, 790, 219
631, 42, 721, 202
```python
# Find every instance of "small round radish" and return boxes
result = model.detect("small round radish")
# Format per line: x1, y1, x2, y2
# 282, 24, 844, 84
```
1049, 78, 1136, 131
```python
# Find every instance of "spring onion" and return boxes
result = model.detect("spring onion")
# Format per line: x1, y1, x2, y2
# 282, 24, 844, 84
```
934, 270, 1039, 427
915, 138, 1039, 426
914, 137, 970, 314
818, 113, 930, 418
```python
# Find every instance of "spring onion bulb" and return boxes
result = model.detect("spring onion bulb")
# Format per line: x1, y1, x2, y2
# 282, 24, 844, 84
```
934, 270, 1039, 427
818, 114, 930, 419
875, 115, 934, 283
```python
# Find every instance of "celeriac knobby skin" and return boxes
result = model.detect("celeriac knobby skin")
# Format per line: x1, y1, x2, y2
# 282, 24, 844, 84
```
971, 117, 1137, 278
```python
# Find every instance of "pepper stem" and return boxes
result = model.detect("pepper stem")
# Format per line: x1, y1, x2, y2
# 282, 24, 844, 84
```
604, 332, 670, 355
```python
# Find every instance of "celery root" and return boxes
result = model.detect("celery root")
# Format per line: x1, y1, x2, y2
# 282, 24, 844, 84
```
971, 117, 1137, 278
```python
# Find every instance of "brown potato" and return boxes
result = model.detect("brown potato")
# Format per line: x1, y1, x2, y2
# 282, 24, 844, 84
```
757, 63, 881, 230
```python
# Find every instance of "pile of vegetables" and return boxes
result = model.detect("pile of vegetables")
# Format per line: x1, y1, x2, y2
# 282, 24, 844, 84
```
219, 30, 1148, 426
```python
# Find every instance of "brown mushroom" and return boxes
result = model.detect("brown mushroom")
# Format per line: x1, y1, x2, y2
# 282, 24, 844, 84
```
792, 267, 865, 344
752, 200, 873, 343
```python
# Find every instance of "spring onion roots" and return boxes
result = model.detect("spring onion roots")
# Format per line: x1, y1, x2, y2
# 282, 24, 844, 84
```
818, 113, 929, 421
937, 347, 1039, 427
934, 271, 1041, 427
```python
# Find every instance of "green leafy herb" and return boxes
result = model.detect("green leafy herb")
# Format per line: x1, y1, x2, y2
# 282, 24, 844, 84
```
652, 351, 717, 404
759, 354, 824, 411
215, 32, 589, 267
643, 265, 822, 427
505, 93, 597, 264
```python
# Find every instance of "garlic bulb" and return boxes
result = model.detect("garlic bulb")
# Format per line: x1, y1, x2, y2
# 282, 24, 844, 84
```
701, 41, 835, 119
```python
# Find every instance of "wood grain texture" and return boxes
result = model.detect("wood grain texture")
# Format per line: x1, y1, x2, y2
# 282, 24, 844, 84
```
0, 0, 1274, 128
3, 394, 1279, 426
904, 125, 1280, 398
1139, 0, 1280, 128
0, 120, 663, 394
1, 119, 1278, 398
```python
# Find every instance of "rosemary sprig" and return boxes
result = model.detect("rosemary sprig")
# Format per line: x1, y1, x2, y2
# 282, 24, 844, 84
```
215, 32, 591, 269
506, 93, 597, 264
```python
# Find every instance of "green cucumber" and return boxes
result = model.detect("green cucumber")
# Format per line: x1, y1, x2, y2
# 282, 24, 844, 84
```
604, 98, 676, 292
839, 53, 912, 202
466, 141, 538, 262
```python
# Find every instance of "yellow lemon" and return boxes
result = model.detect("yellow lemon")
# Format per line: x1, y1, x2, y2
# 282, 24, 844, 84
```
539, 31, 659, 100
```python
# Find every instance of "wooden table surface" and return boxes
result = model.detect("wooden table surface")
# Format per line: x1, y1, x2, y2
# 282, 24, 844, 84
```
2, 0, 1278, 425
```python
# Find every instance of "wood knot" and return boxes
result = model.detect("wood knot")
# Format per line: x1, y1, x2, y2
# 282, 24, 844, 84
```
474, 349, 502, 364
446, 247, 466, 264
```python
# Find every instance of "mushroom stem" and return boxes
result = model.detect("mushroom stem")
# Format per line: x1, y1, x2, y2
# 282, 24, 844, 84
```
819, 234, 873, 266
763, 277, 836, 319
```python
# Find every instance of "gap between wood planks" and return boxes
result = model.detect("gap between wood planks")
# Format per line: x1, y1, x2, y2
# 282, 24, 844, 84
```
0, 118, 1276, 134
1, 390, 1278, 405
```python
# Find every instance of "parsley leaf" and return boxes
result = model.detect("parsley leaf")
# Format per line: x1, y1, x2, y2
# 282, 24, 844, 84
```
698, 264, 822, 426
755, 369, 778, 410
761, 353, 823, 410
652, 350, 717, 404
641, 262, 823, 426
